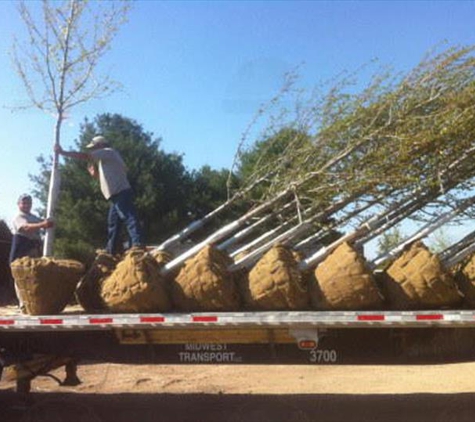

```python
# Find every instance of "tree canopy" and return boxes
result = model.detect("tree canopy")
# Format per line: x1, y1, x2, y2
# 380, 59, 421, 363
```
157, 44, 475, 273
12, 0, 130, 255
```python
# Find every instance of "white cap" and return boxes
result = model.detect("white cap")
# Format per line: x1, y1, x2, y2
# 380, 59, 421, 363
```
86, 135, 108, 149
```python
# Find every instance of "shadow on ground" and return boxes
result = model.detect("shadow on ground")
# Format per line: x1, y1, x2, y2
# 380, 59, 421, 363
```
1, 391, 474, 422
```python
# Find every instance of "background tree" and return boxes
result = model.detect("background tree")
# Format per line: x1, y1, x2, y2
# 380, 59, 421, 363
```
12, 0, 130, 256
185, 165, 246, 237
187, 166, 234, 218
376, 227, 405, 256
237, 127, 313, 201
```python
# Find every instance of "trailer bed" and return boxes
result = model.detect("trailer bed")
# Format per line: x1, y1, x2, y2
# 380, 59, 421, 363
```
3, 306, 475, 368
2, 305, 475, 331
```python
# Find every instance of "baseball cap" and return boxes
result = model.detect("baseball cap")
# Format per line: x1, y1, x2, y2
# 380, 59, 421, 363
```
86, 135, 108, 149
18, 194, 32, 202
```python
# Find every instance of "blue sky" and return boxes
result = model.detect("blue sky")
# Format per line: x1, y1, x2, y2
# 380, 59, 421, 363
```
0, 0, 474, 237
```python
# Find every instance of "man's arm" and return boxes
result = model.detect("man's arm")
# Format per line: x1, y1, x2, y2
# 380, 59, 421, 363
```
55, 144, 91, 161
18, 219, 54, 234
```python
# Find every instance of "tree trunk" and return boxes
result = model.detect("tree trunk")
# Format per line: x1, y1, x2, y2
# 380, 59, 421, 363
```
43, 117, 62, 257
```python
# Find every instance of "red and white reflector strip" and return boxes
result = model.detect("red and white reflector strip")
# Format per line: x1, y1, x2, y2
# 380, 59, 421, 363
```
0, 311, 474, 331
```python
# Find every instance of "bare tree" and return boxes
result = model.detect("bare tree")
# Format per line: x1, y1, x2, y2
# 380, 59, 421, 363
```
11, 0, 130, 256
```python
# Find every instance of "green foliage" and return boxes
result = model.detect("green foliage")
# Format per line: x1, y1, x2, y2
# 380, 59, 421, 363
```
187, 166, 232, 218
185, 166, 248, 238
238, 45, 475, 211
238, 128, 309, 178
238, 127, 313, 200
225, 45, 475, 262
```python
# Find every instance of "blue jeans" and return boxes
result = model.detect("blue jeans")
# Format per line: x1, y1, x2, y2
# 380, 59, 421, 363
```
106, 189, 144, 254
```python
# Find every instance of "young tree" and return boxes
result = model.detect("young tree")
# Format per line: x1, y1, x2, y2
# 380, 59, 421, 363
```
12, 0, 130, 256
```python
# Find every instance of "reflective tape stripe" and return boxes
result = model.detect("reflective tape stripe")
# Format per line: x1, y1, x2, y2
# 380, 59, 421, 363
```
140, 316, 165, 323
192, 316, 218, 322
357, 315, 385, 321
1, 310, 475, 331
89, 318, 114, 324
40, 319, 63, 325
416, 314, 443, 321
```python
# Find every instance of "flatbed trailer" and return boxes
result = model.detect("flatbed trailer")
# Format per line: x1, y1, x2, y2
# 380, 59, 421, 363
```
3, 306, 475, 392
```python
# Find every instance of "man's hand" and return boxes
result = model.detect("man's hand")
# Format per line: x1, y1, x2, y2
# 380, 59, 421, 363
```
43, 218, 54, 229
20, 218, 54, 233
54, 144, 64, 155
88, 163, 98, 179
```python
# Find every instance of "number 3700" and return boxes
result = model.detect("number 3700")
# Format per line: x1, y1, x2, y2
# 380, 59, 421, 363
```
309, 349, 338, 363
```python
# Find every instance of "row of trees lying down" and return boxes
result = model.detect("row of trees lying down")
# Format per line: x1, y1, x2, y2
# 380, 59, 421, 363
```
32, 44, 475, 271
150, 44, 475, 277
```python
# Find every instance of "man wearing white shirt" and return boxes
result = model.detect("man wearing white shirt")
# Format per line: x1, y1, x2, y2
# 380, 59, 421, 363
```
9, 194, 53, 263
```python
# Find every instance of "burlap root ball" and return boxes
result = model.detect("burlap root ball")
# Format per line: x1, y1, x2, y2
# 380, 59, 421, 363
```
172, 245, 240, 311
454, 253, 475, 307
101, 249, 171, 313
246, 244, 309, 310
75, 252, 118, 312
312, 242, 383, 310
383, 241, 461, 309
11, 257, 85, 315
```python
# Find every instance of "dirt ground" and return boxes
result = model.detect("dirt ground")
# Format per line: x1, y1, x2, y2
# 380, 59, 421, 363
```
2, 362, 475, 422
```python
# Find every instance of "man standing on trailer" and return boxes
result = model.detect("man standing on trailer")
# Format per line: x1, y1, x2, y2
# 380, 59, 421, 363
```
55, 135, 144, 255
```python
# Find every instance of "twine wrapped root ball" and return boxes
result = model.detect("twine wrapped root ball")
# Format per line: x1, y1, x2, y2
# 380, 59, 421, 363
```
11, 257, 85, 315
172, 245, 240, 311
101, 249, 171, 313
247, 244, 309, 310
312, 242, 383, 310
75, 252, 119, 312
454, 253, 475, 307
382, 241, 462, 309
